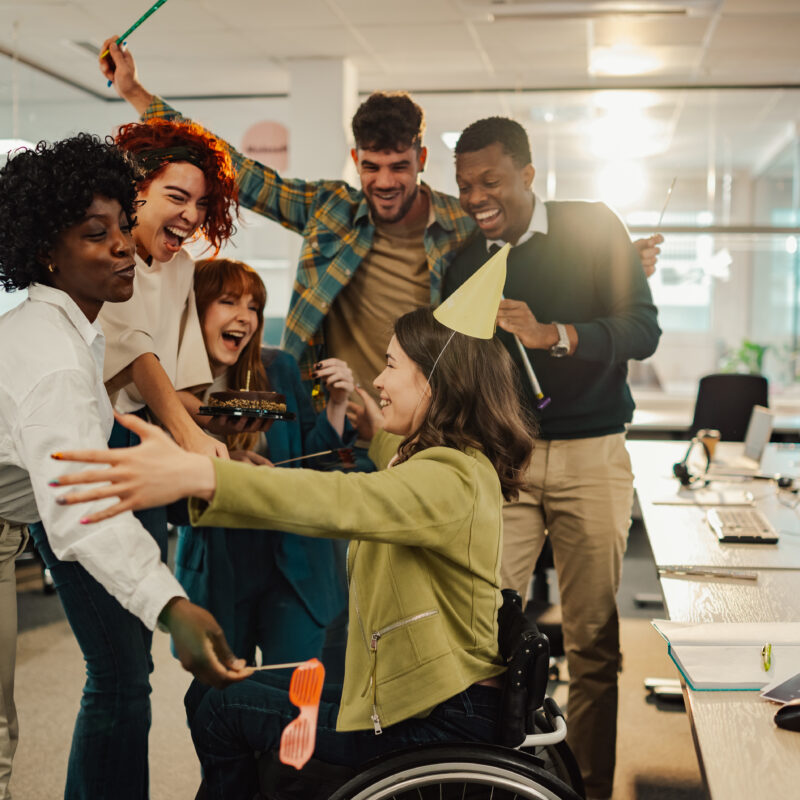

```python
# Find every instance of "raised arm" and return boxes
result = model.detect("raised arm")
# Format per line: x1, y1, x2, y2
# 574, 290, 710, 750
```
100, 38, 325, 234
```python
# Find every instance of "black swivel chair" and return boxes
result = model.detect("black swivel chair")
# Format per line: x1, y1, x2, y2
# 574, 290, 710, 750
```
689, 373, 769, 441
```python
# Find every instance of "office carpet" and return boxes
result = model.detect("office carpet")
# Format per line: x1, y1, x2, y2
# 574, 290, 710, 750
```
11, 523, 705, 800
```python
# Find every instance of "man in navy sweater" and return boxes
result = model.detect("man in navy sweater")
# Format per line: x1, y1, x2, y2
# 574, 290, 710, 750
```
443, 117, 661, 800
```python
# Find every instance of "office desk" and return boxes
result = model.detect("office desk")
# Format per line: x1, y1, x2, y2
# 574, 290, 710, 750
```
657, 571, 800, 799
631, 441, 800, 799
629, 440, 800, 569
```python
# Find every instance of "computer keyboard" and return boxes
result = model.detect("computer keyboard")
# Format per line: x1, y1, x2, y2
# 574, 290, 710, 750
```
707, 507, 779, 544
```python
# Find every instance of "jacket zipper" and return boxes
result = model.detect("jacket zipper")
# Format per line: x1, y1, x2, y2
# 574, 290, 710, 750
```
365, 609, 439, 735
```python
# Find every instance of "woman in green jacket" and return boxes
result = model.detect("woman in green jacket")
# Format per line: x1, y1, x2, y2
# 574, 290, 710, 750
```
52, 307, 534, 798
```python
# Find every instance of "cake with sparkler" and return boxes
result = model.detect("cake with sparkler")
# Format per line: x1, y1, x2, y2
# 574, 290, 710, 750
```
208, 390, 287, 414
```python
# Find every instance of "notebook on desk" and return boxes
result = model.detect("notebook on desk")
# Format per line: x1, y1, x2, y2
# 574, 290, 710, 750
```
706, 405, 774, 477
652, 620, 800, 691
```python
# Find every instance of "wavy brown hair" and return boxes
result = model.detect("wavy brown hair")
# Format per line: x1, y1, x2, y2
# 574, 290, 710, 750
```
393, 307, 535, 500
194, 258, 268, 451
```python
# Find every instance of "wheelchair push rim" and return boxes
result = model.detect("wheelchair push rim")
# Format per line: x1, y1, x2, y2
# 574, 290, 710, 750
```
328, 745, 583, 800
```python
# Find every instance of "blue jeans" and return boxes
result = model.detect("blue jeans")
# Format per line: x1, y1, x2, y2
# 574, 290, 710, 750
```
186, 673, 501, 799
28, 415, 167, 800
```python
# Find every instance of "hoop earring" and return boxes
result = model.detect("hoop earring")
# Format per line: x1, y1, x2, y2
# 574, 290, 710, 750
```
47, 263, 56, 273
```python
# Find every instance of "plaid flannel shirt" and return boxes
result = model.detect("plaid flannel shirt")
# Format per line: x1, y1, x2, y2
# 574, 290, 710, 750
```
143, 98, 477, 393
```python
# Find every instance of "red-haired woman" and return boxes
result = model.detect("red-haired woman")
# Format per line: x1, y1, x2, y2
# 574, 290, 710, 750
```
99, 116, 239, 461
176, 259, 355, 671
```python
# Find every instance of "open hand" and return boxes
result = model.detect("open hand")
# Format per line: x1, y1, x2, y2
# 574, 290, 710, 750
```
51, 412, 217, 523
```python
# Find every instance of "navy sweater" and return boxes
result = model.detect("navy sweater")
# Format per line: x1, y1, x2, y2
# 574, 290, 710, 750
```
443, 201, 661, 440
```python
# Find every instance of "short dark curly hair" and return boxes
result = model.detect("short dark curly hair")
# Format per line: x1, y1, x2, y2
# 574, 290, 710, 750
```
0, 134, 141, 292
351, 92, 425, 152
455, 117, 532, 168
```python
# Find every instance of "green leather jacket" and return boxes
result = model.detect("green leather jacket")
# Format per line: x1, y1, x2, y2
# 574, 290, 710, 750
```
190, 430, 506, 732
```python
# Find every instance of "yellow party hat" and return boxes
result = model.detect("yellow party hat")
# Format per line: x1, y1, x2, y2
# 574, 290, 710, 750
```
433, 243, 509, 339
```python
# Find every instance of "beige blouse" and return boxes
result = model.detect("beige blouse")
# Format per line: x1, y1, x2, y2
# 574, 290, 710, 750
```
98, 249, 212, 413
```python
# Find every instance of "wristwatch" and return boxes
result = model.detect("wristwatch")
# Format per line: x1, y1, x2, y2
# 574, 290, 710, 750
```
549, 323, 570, 357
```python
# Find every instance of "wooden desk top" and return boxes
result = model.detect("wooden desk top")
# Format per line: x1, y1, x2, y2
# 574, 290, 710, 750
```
658, 570, 800, 799
629, 440, 800, 569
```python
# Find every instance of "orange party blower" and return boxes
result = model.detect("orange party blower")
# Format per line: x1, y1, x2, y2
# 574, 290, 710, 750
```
279, 658, 325, 770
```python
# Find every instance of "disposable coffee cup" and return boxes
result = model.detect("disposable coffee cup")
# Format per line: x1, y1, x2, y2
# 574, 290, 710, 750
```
697, 428, 721, 459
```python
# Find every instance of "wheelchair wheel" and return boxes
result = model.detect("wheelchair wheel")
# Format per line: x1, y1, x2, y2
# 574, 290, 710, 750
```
328, 744, 583, 800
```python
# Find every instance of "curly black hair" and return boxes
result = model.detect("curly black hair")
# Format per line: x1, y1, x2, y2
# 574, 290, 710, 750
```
351, 91, 425, 152
0, 134, 141, 292
455, 117, 532, 168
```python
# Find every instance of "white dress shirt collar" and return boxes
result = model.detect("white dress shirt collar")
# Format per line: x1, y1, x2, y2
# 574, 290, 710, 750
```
27, 283, 104, 348
486, 192, 548, 252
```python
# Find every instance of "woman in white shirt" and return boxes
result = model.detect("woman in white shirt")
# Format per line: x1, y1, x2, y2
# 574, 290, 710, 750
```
0, 135, 246, 800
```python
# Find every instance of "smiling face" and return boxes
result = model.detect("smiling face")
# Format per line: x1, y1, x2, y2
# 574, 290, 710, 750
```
201, 290, 259, 377
134, 161, 208, 263
352, 145, 427, 224
373, 334, 431, 436
455, 141, 535, 244
47, 195, 137, 321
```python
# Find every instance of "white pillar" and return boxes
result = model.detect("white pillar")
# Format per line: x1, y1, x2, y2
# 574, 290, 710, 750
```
287, 58, 359, 184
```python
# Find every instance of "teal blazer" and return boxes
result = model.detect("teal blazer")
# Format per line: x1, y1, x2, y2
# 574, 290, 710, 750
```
174, 348, 352, 636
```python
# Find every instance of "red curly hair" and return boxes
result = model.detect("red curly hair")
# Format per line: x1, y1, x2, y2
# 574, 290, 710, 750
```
115, 118, 238, 253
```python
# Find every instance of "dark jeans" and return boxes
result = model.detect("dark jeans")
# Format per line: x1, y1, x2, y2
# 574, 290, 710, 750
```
186, 672, 501, 799
28, 415, 167, 800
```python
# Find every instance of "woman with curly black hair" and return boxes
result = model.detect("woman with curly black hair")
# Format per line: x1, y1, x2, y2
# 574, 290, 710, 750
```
0, 135, 246, 800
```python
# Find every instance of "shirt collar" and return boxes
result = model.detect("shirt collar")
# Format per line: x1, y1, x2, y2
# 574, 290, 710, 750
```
486, 192, 548, 252
27, 283, 104, 347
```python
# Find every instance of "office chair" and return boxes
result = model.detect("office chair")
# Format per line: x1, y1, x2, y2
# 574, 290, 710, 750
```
690, 373, 768, 441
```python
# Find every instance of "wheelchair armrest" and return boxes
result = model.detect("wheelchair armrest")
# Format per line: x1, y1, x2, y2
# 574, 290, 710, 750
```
497, 589, 550, 748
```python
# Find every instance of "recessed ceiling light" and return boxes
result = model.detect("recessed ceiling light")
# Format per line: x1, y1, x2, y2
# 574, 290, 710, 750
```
589, 45, 660, 76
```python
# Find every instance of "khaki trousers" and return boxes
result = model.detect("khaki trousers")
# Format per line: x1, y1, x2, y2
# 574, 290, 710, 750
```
0, 521, 28, 800
502, 433, 633, 799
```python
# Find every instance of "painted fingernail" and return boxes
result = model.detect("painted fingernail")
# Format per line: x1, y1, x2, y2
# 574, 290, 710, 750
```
79, 517, 91, 525
48, 480, 60, 487
51, 452, 63, 460
55, 496, 67, 505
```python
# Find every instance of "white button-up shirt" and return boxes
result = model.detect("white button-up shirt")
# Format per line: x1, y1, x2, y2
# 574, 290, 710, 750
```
0, 284, 185, 629
486, 192, 549, 251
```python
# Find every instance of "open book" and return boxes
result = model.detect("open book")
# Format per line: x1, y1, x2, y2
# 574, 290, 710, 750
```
652, 620, 800, 691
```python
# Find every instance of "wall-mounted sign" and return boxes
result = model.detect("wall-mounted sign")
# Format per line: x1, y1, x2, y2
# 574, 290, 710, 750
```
241, 121, 288, 171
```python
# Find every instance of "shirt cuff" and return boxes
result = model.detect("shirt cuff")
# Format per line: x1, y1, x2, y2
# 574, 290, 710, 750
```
126, 562, 188, 631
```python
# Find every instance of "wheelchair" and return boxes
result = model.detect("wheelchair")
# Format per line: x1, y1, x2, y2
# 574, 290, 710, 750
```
259, 589, 584, 800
